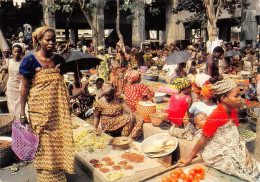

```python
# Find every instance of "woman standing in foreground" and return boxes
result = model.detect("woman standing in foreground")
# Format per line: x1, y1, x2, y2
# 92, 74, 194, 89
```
178, 79, 260, 182
19, 26, 75, 182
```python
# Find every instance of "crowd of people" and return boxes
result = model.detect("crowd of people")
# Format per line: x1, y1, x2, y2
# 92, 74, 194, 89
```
0, 25, 260, 182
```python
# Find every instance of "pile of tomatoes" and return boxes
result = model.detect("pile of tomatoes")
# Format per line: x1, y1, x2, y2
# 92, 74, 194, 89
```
161, 166, 205, 182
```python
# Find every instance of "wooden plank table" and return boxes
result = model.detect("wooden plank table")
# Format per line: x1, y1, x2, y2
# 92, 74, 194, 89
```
71, 116, 166, 182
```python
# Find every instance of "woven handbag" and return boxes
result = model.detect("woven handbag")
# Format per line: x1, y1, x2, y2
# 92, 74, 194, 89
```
11, 121, 39, 161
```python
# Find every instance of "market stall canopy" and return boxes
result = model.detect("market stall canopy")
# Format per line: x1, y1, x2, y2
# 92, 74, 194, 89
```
65, 51, 102, 71
165, 51, 192, 65
224, 50, 241, 57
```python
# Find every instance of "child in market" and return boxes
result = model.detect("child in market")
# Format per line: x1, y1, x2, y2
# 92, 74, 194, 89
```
178, 78, 260, 182
245, 76, 258, 101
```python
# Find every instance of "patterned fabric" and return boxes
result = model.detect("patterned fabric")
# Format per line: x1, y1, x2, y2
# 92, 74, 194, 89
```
173, 77, 191, 91
201, 121, 260, 182
124, 69, 140, 83
212, 78, 237, 95
111, 66, 127, 95
245, 84, 257, 100
28, 68, 75, 174
124, 83, 154, 112
94, 97, 143, 139
36, 169, 67, 182
97, 54, 109, 82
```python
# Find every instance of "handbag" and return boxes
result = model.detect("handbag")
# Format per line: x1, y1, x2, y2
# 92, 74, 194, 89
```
11, 121, 39, 161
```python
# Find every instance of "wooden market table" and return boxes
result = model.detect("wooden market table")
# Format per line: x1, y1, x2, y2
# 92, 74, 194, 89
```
71, 116, 166, 182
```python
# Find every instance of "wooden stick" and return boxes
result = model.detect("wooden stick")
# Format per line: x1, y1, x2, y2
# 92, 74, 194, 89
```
139, 163, 181, 182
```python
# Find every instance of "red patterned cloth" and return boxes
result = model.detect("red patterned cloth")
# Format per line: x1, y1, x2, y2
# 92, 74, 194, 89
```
203, 104, 239, 137
124, 83, 154, 112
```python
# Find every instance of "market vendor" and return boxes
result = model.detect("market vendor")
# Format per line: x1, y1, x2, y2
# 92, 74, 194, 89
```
178, 78, 260, 182
124, 69, 154, 112
93, 84, 144, 140
165, 77, 192, 127
205, 46, 224, 80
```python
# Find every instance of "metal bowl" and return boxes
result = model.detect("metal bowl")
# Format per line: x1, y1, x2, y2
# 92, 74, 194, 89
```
154, 92, 166, 103
141, 133, 178, 158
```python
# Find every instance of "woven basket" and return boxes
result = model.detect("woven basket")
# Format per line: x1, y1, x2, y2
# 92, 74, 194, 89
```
136, 104, 156, 123
0, 137, 15, 168
0, 114, 14, 135
150, 113, 169, 127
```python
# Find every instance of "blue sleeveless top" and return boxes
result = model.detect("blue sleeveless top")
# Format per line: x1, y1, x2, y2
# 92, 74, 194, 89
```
19, 53, 65, 79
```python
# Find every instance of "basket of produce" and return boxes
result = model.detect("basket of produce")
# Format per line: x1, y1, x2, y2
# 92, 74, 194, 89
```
150, 113, 169, 127
0, 136, 16, 167
0, 114, 14, 135
136, 101, 156, 123
240, 129, 256, 143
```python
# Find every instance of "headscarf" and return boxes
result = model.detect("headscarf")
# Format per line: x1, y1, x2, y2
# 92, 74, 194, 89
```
32, 26, 53, 50
200, 84, 214, 99
2, 48, 10, 52
12, 43, 25, 52
124, 70, 140, 83
102, 83, 115, 94
173, 77, 191, 91
212, 78, 237, 95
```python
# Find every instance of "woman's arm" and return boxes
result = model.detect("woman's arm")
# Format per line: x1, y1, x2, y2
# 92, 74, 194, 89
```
93, 110, 101, 130
20, 76, 30, 124
178, 134, 209, 166
122, 101, 135, 121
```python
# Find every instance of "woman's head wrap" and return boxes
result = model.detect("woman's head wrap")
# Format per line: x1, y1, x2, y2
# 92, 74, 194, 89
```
102, 83, 115, 94
212, 78, 237, 95
200, 84, 214, 99
12, 43, 25, 52
32, 26, 54, 50
124, 70, 140, 83
173, 77, 191, 91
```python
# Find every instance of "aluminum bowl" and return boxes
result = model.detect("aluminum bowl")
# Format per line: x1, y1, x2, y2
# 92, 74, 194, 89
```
154, 92, 166, 103
141, 133, 178, 158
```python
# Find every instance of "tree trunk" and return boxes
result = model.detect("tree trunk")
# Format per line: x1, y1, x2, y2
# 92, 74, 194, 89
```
255, 106, 260, 161
207, 19, 218, 42
80, 7, 98, 55
116, 0, 124, 44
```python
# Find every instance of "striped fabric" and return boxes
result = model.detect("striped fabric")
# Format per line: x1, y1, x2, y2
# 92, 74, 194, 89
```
28, 68, 75, 176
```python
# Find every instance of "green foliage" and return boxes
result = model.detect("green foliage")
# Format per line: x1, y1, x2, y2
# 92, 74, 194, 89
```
172, 0, 242, 27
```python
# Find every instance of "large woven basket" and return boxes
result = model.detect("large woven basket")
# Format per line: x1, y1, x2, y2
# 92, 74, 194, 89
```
0, 114, 14, 135
150, 113, 169, 127
0, 136, 16, 168
136, 104, 156, 123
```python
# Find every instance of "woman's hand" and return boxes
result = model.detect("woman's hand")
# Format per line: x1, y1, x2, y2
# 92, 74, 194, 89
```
98, 122, 103, 131
129, 113, 135, 122
177, 157, 191, 167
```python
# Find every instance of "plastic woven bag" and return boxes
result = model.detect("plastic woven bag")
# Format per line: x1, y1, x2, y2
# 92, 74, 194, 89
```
11, 121, 39, 161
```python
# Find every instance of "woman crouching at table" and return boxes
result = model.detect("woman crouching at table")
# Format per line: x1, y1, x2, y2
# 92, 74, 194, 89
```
93, 84, 144, 140
178, 78, 260, 182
